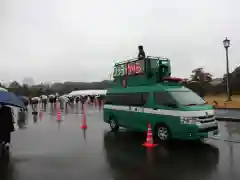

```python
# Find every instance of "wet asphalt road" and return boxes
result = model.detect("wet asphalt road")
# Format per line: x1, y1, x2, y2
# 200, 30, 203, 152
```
216, 109, 240, 119
1, 104, 240, 180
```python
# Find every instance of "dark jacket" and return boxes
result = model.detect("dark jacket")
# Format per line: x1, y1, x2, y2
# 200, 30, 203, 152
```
0, 106, 15, 133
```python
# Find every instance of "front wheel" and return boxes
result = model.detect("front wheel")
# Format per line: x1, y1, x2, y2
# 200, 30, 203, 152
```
109, 119, 119, 132
155, 125, 171, 141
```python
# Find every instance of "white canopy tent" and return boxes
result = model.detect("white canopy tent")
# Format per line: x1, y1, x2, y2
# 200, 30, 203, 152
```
69, 90, 107, 96
61, 94, 72, 97
0, 87, 8, 92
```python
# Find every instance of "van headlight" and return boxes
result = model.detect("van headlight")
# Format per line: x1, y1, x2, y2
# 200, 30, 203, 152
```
180, 117, 198, 124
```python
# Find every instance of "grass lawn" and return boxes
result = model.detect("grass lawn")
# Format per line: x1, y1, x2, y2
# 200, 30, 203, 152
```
205, 95, 240, 108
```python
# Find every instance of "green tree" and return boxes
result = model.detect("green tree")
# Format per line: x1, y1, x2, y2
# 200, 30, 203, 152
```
190, 68, 212, 83
189, 68, 213, 97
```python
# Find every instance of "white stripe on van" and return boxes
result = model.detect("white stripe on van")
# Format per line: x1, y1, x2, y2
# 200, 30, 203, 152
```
103, 104, 214, 117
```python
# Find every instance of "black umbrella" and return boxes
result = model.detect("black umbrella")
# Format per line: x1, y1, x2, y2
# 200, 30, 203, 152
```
19, 96, 29, 105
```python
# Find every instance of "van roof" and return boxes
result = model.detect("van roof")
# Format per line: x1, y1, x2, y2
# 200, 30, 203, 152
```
107, 84, 189, 94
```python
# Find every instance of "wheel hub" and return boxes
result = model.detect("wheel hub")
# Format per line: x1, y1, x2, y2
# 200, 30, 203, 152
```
158, 127, 168, 140
110, 121, 116, 128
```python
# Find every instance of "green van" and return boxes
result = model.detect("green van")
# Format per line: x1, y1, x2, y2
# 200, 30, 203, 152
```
103, 84, 219, 141
104, 53, 219, 141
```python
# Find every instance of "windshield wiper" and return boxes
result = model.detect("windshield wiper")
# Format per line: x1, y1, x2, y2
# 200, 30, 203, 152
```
184, 103, 206, 106
184, 103, 197, 106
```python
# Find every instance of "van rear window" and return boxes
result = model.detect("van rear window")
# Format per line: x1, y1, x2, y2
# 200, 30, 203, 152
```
169, 91, 205, 106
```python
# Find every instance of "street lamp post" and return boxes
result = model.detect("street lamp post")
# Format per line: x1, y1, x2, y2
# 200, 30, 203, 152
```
223, 37, 231, 101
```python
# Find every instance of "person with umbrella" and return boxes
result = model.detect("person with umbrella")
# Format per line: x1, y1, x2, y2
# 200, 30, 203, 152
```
42, 97, 48, 109
17, 108, 27, 128
0, 91, 25, 156
59, 96, 67, 110
76, 96, 80, 104
31, 97, 40, 115
19, 96, 29, 111
17, 96, 29, 126
0, 105, 15, 152
80, 96, 85, 110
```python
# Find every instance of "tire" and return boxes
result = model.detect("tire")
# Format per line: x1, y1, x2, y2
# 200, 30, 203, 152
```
0, 143, 10, 159
109, 119, 119, 132
155, 124, 171, 141
0, 143, 3, 159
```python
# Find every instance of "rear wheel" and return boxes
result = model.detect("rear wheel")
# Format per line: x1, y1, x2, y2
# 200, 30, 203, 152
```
109, 118, 119, 132
155, 125, 171, 141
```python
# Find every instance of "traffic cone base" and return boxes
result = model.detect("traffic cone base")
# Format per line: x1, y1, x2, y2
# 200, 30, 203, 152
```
81, 124, 87, 129
143, 142, 158, 148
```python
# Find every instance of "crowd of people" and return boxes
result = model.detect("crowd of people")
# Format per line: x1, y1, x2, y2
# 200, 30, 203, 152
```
0, 93, 105, 157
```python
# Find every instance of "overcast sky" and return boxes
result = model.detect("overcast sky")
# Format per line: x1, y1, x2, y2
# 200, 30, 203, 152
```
0, 0, 238, 84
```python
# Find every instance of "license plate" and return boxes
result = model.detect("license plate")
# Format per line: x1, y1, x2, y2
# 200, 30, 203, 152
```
208, 130, 219, 137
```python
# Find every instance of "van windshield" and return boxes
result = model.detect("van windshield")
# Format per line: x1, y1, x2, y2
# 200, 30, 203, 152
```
169, 91, 206, 106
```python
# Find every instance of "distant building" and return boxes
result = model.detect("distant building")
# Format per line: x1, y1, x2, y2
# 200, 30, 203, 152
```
22, 77, 35, 86
43, 81, 53, 87
9, 81, 21, 88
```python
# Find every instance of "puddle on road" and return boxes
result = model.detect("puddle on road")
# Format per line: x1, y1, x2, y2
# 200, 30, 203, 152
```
208, 122, 240, 143
216, 109, 240, 118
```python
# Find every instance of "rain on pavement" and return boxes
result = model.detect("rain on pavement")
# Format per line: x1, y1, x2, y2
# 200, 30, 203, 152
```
1, 103, 240, 180
216, 109, 240, 119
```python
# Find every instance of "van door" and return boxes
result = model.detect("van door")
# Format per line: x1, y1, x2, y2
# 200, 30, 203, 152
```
127, 92, 149, 131
105, 93, 130, 127
112, 93, 130, 127
151, 91, 180, 135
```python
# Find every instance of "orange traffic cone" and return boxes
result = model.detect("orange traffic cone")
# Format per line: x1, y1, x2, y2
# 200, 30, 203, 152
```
143, 123, 157, 148
57, 111, 61, 121
81, 109, 87, 129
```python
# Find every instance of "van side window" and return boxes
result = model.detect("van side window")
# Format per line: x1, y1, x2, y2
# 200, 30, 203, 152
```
105, 93, 149, 106
105, 93, 119, 105
125, 93, 139, 106
141, 92, 149, 104
154, 92, 176, 106
128, 93, 144, 106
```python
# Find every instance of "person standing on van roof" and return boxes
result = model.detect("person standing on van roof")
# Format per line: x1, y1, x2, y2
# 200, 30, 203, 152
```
138, 45, 146, 59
